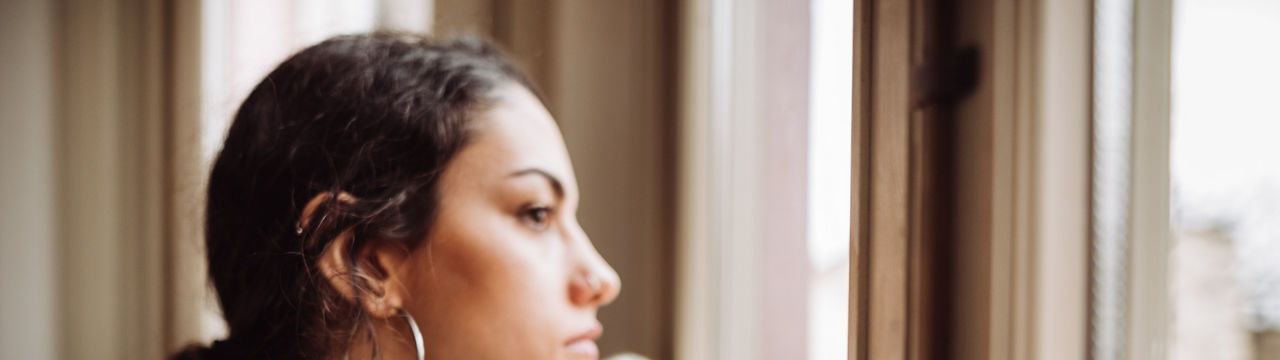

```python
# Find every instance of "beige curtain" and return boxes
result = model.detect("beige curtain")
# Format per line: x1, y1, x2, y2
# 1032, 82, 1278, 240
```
53, 0, 204, 358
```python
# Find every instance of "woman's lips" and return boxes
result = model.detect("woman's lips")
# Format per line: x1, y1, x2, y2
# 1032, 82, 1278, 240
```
565, 323, 603, 358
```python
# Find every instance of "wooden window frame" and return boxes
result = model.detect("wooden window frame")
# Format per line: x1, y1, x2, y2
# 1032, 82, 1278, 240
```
850, 0, 1095, 359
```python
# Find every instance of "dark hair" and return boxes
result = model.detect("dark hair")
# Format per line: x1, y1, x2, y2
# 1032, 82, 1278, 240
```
173, 33, 535, 359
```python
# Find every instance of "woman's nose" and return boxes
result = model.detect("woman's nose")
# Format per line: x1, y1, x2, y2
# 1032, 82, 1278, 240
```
571, 264, 620, 306
568, 229, 621, 306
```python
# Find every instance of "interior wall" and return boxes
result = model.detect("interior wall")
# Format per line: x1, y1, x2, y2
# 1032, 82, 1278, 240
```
548, 2, 675, 358
3, 1, 201, 358
55, 0, 176, 357
0, 1, 58, 359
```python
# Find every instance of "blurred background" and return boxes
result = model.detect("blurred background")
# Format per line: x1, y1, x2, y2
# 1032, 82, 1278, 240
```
2, 0, 1278, 359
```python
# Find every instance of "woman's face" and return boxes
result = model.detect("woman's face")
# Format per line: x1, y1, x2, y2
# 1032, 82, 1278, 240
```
395, 83, 620, 359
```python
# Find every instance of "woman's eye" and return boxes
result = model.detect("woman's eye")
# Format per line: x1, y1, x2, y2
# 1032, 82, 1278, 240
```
520, 206, 554, 230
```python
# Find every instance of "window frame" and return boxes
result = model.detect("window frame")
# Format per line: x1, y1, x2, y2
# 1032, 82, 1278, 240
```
1126, 0, 1174, 359
849, 0, 1096, 358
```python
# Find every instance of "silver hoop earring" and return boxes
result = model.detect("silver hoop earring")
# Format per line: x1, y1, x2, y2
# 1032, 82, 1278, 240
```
401, 309, 425, 360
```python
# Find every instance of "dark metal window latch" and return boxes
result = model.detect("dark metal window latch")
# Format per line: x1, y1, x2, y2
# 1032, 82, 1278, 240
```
911, 46, 980, 109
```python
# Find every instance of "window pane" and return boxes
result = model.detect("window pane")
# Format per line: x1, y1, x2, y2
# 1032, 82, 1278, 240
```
1170, 0, 1280, 358
807, 0, 852, 358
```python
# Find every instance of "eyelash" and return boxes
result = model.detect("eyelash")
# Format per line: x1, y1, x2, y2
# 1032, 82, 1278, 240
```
520, 205, 555, 230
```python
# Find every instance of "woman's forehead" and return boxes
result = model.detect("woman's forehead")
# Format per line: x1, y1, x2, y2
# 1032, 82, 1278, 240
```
448, 84, 576, 190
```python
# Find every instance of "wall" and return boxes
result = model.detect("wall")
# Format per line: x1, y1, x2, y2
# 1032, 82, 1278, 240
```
550, 2, 675, 357
0, 0, 58, 359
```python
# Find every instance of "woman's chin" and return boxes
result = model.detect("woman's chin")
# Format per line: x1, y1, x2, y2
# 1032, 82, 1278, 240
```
564, 339, 599, 359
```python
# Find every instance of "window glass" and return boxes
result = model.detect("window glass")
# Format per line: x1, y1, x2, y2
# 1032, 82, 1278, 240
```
807, 0, 852, 358
1170, 0, 1280, 358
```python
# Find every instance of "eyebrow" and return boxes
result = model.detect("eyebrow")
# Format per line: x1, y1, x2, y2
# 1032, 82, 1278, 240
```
508, 168, 565, 199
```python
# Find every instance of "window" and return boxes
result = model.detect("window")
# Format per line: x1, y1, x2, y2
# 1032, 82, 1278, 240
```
807, 0, 853, 358
1168, 0, 1280, 358
1092, 0, 1280, 358
201, 0, 381, 161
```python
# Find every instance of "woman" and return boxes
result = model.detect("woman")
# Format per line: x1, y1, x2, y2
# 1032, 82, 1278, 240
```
175, 33, 620, 360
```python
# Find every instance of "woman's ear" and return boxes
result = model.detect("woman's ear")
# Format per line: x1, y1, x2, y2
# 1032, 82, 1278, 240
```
306, 192, 411, 319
